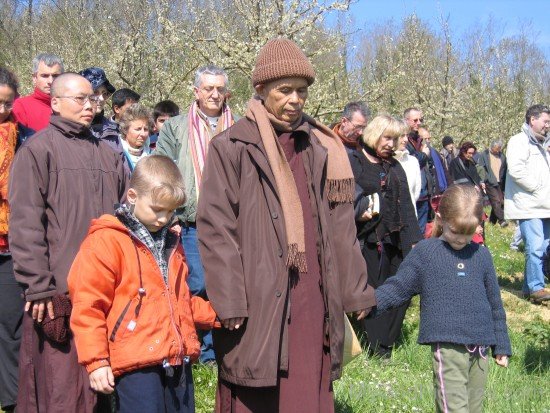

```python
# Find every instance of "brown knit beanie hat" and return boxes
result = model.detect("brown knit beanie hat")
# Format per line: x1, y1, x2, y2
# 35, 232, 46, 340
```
252, 38, 316, 86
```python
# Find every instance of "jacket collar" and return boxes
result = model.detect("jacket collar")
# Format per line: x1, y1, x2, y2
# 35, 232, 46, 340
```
49, 114, 95, 140
31, 88, 52, 104
523, 123, 549, 147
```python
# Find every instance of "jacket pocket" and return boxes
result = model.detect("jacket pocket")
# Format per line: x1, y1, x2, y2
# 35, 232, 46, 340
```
109, 298, 136, 342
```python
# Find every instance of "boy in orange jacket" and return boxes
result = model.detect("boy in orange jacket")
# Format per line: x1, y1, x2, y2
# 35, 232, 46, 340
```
68, 155, 218, 413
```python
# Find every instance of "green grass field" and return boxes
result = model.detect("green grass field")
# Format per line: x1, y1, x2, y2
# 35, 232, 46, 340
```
192, 223, 550, 412
4, 223, 548, 412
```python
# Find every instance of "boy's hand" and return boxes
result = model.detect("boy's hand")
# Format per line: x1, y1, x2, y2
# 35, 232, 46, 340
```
89, 366, 115, 394
495, 354, 509, 368
221, 317, 246, 330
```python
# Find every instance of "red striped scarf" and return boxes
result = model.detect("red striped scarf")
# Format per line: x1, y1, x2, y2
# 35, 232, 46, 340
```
188, 101, 234, 199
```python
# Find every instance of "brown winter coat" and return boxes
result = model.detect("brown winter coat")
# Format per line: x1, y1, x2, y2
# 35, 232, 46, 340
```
197, 117, 376, 387
8, 115, 128, 301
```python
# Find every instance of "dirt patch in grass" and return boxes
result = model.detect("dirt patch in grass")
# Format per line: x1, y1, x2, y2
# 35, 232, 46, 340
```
501, 289, 550, 329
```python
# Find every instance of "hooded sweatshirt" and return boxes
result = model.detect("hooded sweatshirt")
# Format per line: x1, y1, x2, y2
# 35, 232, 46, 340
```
68, 214, 218, 376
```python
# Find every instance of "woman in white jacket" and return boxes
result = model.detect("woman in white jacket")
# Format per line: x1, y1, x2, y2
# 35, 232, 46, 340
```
394, 123, 421, 216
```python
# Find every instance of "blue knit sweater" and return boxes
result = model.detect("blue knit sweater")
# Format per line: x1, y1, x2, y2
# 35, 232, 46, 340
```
374, 238, 512, 356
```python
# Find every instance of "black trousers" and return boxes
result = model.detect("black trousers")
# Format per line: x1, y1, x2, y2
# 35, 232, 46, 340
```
0, 256, 24, 409
359, 242, 410, 357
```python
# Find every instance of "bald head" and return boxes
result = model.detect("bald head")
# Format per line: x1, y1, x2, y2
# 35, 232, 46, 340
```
50, 73, 96, 127
50, 73, 91, 97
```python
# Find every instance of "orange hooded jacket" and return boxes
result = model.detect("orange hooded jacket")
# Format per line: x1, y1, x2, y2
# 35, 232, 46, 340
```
68, 214, 218, 377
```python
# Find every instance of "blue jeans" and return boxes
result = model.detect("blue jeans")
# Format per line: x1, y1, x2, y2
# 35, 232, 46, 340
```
115, 364, 194, 413
181, 226, 215, 363
416, 199, 429, 237
519, 218, 550, 294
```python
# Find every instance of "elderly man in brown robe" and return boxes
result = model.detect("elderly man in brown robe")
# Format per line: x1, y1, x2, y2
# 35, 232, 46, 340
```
9, 72, 128, 412
197, 38, 376, 413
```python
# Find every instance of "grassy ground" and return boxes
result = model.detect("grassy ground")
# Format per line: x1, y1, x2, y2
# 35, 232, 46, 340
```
192, 222, 550, 412
4, 224, 547, 412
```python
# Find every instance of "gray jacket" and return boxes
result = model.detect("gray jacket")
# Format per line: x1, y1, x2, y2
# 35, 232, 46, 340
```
155, 111, 239, 223
478, 149, 506, 187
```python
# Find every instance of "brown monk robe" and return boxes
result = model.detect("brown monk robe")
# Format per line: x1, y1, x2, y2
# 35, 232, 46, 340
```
216, 129, 333, 413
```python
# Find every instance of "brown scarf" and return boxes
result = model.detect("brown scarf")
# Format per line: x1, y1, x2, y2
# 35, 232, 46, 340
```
246, 97, 353, 272
332, 122, 358, 150
0, 117, 17, 248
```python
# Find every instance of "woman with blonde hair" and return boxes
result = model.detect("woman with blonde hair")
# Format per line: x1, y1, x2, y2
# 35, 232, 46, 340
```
348, 114, 421, 358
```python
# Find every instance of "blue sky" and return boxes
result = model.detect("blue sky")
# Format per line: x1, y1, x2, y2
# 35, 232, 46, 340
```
333, 0, 550, 57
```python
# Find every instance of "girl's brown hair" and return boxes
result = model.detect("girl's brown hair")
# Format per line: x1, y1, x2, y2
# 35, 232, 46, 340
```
130, 155, 186, 208
431, 184, 483, 237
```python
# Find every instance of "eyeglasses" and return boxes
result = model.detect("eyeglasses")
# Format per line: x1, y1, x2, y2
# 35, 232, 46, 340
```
198, 86, 227, 96
411, 118, 424, 123
345, 118, 367, 131
55, 95, 101, 106
0, 102, 13, 110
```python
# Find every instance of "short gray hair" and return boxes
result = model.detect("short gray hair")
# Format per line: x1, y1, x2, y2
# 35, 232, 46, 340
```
32, 53, 64, 74
490, 139, 503, 150
194, 65, 228, 88
342, 101, 371, 121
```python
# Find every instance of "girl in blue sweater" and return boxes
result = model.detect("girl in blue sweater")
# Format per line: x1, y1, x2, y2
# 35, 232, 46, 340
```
374, 184, 511, 413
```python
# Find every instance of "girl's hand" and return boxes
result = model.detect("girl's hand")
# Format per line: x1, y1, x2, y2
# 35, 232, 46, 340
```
495, 354, 509, 368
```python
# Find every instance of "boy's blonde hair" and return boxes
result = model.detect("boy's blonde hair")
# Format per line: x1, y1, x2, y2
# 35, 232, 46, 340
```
130, 155, 186, 208
362, 114, 403, 149
432, 185, 483, 237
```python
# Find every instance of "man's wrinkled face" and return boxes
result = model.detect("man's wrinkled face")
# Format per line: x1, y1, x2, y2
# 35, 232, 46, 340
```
32, 62, 63, 95
418, 128, 431, 145
530, 112, 550, 137
406, 110, 423, 132
490, 145, 502, 156
255, 77, 309, 124
51, 78, 96, 126
340, 111, 368, 141
194, 74, 227, 117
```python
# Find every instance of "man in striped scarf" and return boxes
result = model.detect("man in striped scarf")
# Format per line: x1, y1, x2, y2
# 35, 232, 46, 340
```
155, 65, 237, 363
